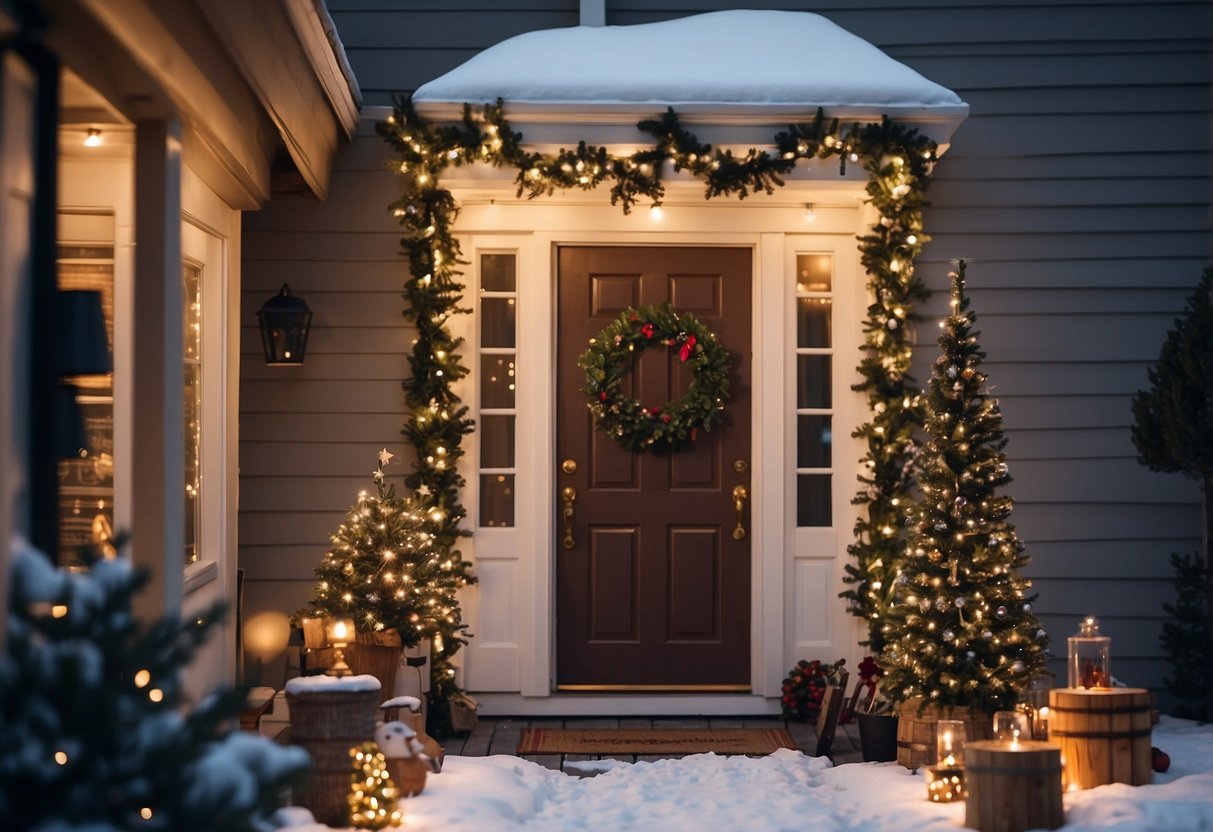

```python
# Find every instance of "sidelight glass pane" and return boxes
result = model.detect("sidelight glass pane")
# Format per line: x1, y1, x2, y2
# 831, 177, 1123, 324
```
479, 414, 515, 469
480, 355, 517, 408
796, 253, 832, 293
480, 253, 517, 291
480, 474, 515, 527
797, 474, 832, 527
183, 263, 202, 565
480, 297, 516, 347
796, 354, 831, 408
797, 415, 832, 468
797, 297, 832, 348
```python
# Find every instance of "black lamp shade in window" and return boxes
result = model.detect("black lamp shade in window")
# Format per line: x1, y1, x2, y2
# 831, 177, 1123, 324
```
257, 284, 313, 366
56, 290, 112, 376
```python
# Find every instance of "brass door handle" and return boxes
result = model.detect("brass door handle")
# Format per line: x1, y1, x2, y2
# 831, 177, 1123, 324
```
732, 484, 749, 541
561, 486, 577, 550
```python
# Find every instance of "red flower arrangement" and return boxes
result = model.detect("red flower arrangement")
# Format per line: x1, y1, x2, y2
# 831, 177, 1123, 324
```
780, 658, 846, 722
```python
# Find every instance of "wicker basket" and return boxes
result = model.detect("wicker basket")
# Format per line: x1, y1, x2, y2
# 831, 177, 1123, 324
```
896, 697, 994, 770
287, 687, 381, 826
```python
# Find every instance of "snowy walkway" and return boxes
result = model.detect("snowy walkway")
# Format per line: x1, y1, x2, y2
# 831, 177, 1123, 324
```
278, 716, 1213, 831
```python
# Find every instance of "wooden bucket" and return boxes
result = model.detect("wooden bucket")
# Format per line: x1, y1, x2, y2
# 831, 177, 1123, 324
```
286, 687, 381, 826
965, 740, 1064, 832
1048, 687, 1152, 790
896, 698, 994, 770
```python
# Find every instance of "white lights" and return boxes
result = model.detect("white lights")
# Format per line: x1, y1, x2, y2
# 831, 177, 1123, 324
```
83, 128, 103, 148
649, 204, 664, 221
804, 204, 817, 223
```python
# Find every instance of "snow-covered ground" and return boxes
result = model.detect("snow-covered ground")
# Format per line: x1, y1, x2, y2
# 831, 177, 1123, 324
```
278, 716, 1213, 831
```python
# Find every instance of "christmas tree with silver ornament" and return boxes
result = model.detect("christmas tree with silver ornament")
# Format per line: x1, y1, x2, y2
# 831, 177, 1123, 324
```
302, 450, 473, 700
879, 261, 1048, 712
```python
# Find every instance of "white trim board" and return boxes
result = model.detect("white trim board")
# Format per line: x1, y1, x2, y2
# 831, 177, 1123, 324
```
450, 188, 871, 715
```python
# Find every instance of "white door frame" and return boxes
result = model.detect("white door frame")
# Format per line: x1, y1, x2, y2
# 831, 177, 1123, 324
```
449, 187, 870, 715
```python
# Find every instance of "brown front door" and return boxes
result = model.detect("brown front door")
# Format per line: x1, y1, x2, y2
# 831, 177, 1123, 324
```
555, 246, 752, 690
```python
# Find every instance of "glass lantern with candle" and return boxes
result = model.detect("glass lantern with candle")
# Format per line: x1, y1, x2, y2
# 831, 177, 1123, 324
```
993, 710, 1030, 748
925, 719, 967, 803
325, 616, 356, 677
1067, 614, 1111, 689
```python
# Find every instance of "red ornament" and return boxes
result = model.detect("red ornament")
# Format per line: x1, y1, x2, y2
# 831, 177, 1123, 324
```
661, 413, 672, 423
679, 335, 698, 362
1152, 747, 1170, 773
641, 323, 655, 338
599, 391, 607, 402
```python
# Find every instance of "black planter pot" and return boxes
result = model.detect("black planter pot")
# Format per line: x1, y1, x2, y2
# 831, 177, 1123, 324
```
856, 712, 899, 762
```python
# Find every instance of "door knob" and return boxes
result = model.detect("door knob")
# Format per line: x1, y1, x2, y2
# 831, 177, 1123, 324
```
561, 486, 577, 550
732, 484, 749, 541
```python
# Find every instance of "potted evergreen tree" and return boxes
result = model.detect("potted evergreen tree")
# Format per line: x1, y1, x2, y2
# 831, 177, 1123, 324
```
879, 261, 1049, 768
1130, 266, 1213, 721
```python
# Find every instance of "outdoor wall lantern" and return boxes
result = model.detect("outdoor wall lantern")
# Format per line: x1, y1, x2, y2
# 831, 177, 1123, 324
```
257, 283, 313, 365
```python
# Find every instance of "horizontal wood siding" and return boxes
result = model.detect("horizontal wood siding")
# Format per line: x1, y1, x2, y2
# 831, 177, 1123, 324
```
239, 122, 416, 637
240, 1, 1211, 702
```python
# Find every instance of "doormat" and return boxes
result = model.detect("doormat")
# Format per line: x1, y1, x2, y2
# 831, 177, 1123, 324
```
516, 728, 796, 756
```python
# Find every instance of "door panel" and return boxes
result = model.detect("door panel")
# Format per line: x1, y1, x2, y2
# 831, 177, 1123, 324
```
556, 246, 752, 689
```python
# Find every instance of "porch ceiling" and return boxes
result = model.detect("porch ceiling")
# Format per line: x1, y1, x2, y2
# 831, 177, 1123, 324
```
412, 10, 968, 149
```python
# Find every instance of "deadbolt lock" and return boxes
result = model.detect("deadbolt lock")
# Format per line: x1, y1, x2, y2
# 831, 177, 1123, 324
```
733, 459, 749, 474
561, 458, 578, 475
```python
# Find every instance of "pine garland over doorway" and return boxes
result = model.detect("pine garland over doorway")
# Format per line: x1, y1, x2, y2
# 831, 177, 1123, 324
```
376, 96, 940, 689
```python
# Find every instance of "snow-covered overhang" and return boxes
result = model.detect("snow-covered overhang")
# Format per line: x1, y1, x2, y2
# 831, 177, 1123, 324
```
413, 10, 968, 154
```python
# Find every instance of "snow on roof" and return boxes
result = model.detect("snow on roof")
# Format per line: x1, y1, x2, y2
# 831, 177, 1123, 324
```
414, 10, 965, 114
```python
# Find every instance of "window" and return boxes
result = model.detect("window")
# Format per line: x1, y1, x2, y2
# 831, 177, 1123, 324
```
57, 227, 116, 563
183, 262, 202, 564
794, 253, 833, 527
478, 252, 517, 527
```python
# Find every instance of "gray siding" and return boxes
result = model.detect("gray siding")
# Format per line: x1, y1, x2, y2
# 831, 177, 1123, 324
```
241, 1, 1212, 699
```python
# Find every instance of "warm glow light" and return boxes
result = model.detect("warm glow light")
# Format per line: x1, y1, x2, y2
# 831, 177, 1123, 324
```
83, 128, 103, 147
134, 669, 151, 688
243, 611, 292, 661
649, 204, 664, 220
51, 604, 68, 618
804, 204, 816, 223
140, 808, 153, 820
54, 751, 68, 765
148, 688, 164, 703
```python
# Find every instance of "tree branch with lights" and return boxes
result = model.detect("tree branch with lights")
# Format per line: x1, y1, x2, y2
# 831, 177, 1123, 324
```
376, 95, 941, 677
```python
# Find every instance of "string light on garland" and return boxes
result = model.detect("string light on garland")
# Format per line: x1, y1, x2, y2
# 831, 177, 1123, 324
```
377, 95, 940, 668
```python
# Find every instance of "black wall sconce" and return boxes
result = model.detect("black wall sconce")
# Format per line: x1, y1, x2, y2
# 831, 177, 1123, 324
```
257, 284, 313, 366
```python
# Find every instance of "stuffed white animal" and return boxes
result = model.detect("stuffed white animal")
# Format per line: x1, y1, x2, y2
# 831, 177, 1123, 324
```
374, 720, 427, 760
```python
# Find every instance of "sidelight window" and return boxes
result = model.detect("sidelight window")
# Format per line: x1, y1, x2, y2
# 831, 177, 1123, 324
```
794, 253, 833, 527
478, 252, 517, 527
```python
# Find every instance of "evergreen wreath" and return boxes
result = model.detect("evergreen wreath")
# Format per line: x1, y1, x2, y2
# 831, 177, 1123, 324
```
579, 303, 732, 453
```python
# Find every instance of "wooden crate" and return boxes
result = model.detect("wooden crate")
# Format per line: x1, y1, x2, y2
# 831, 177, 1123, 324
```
1048, 687, 1152, 790
896, 697, 994, 770
302, 617, 403, 698
965, 740, 1064, 832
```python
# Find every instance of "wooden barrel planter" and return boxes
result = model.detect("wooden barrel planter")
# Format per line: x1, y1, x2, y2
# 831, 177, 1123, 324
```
1048, 687, 1152, 790
965, 739, 1064, 832
896, 697, 994, 770
286, 680, 382, 826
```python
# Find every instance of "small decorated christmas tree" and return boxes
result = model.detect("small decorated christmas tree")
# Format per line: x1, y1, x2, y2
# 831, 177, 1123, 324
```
0, 540, 307, 831
879, 261, 1048, 712
348, 741, 402, 829
302, 452, 474, 720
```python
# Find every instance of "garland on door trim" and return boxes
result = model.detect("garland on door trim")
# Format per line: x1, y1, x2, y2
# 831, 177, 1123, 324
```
376, 95, 938, 676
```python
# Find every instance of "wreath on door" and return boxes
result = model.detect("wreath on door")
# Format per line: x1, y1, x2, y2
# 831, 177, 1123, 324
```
578, 303, 733, 453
